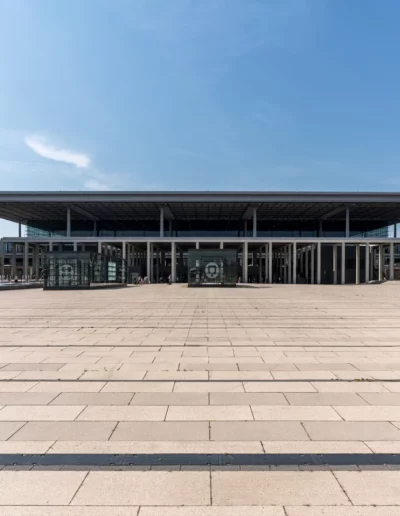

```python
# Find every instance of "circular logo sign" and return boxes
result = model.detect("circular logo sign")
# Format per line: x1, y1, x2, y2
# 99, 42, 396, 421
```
205, 262, 219, 279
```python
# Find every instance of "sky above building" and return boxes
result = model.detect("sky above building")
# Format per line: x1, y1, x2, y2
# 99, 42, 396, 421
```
1, 0, 400, 236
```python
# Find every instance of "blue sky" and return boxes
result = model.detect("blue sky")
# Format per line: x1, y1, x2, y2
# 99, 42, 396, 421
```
1, 0, 400, 236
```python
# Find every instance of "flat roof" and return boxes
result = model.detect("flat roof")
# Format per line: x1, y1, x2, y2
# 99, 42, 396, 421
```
0, 191, 400, 223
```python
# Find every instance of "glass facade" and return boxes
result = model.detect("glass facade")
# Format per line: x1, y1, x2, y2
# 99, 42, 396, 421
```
187, 250, 238, 287
43, 252, 126, 289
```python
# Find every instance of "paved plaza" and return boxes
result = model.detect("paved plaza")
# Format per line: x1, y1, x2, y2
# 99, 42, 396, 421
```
1, 283, 400, 513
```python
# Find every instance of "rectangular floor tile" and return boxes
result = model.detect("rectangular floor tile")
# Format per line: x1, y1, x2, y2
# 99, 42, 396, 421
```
335, 471, 400, 505
77, 405, 167, 421
140, 507, 284, 515
166, 405, 253, 421
303, 421, 400, 441
0, 393, 57, 405
0, 441, 53, 453
130, 393, 209, 406
102, 382, 174, 392
210, 393, 288, 405
211, 422, 309, 441
9, 421, 116, 441
111, 422, 209, 441
50, 392, 133, 405
312, 382, 388, 393
261, 440, 371, 453
244, 382, 316, 393
252, 406, 341, 421
0, 422, 25, 440
0, 509, 139, 516
212, 471, 349, 505
359, 392, 400, 405
0, 471, 87, 505
72, 471, 210, 506
334, 405, 400, 421
29, 382, 106, 393
0, 405, 84, 421
174, 382, 244, 393
50, 440, 263, 454
285, 393, 367, 406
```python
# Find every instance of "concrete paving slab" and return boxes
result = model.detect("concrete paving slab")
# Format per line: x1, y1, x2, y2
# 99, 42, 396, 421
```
9, 421, 116, 441
211, 422, 309, 441
0, 471, 87, 505
72, 471, 210, 506
111, 422, 209, 441
212, 471, 350, 506
303, 422, 400, 441
335, 471, 400, 505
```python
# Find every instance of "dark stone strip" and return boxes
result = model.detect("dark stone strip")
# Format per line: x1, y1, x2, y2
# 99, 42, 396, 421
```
1, 453, 400, 467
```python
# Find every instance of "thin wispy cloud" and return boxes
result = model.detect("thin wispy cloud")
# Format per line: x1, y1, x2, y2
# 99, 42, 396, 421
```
25, 135, 90, 168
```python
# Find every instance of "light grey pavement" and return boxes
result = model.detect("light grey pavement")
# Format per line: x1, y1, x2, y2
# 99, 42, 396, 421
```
1, 283, 400, 511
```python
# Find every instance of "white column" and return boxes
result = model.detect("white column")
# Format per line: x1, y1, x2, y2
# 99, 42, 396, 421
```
305, 247, 309, 282
268, 242, 273, 284
341, 242, 346, 285
160, 207, 164, 238
300, 248, 304, 274
365, 243, 370, 284
345, 208, 350, 238
98, 241, 102, 254
253, 208, 257, 237
12, 244, 17, 278
122, 242, 126, 283
288, 245, 292, 284
311, 244, 315, 284
333, 245, 337, 285
0, 241, 4, 279
220, 242, 224, 249
196, 242, 199, 249
243, 242, 248, 283
171, 242, 176, 283
390, 242, 395, 281
24, 242, 29, 280
147, 242, 151, 279
356, 244, 360, 284
293, 242, 297, 284
35, 244, 39, 279
67, 208, 71, 237
73, 242, 78, 252
283, 247, 287, 284
258, 249, 262, 283
49, 241, 53, 252
317, 242, 321, 285
378, 245, 384, 281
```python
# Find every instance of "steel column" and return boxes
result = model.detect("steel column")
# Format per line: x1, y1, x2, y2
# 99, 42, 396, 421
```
333, 245, 337, 285
293, 242, 297, 284
355, 244, 360, 284
317, 242, 321, 285
341, 242, 346, 284
268, 242, 273, 284
390, 242, 395, 281
171, 242, 176, 283
365, 244, 370, 284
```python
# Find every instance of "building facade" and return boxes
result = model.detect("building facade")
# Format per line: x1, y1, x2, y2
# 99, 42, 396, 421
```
0, 191, 399, 284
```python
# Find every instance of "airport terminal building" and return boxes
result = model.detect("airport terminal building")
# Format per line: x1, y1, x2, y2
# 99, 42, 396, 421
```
0, 191, 399, 285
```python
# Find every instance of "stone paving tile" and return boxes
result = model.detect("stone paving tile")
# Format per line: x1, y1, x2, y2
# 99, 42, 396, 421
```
145, 372, 208, 380
210, 393, 288, 405
285, 393, 367, 406
0, 422, 25, 440
211, 422, 309, 441
261, 440, 372, 453
29, 382, 106, 393
72, 471, 210, 506
50, 392, 133, 405
244, 382, 316, 393
10, 421, 116, 441
334, 406, 400, 421
303, 421, 400, 441
130, 393, 208, 406
0, 471, 87, 505
311, 382, 389, 392
166, 405, 253, 421
140, 507, 284, 515
77, 405, 167, 421
0, 508, 139, 516
335, 471, 400, 505
212, 471, 350, 506
174, 382, 244, 393
252, 405, 342, 421
0, 393, 58, 405
1, 363, 63, 371
0, 405, 85, 421
285, 507, 400, 515
50, 439, 263, 453
0, 441, 54, 453
111, 422, 209, 441
102, 382, 174, 393
366, 441, 400, 453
